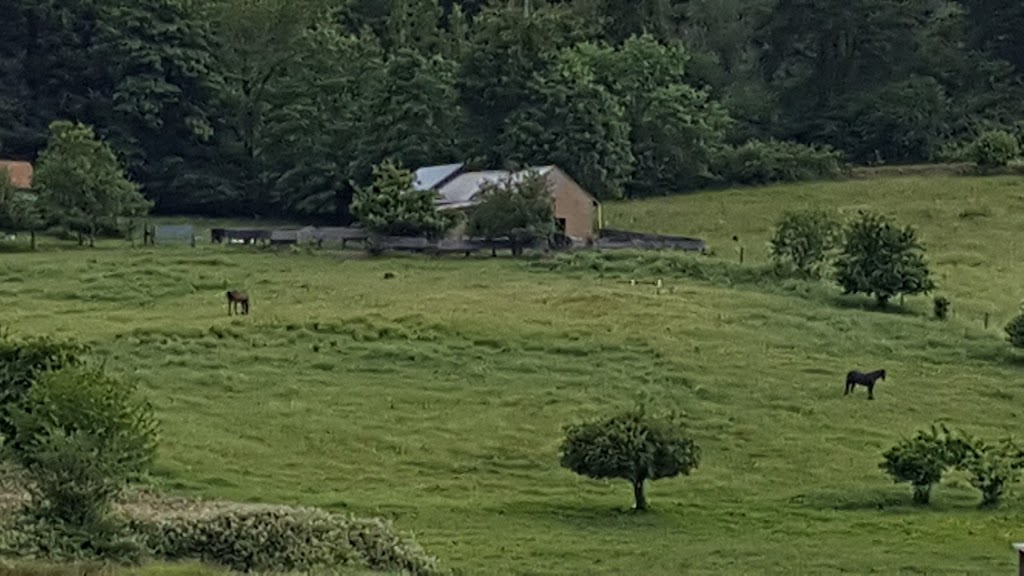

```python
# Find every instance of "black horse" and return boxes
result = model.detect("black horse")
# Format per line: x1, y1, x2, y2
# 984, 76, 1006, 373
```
227, 290, 250, 316
844, 369, 886, 399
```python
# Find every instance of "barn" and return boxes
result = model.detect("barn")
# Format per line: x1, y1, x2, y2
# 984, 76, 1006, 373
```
412, 163, 601, 242
0, 160, 33, 189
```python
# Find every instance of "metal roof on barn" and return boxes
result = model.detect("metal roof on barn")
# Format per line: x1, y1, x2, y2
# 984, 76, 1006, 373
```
412, 163, 464, 191
434, 166, 555, 210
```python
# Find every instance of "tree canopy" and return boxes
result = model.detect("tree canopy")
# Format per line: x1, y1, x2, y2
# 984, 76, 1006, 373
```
0, 0, 1021, 221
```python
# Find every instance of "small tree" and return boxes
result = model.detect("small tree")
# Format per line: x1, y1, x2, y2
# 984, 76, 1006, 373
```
768, 209, 840, 277
0, 170, 43, 249
33, 121, 152, 247
349, 159, 454, 239
467, 170, 556, 256
970, 130, 1020, 168
559, 404, 700, 511
1005, 312, 1024, 349
959, 437, 1024, 507
834, 211, 934, 307
880, 425, 954, 505
5, 367, 158, 528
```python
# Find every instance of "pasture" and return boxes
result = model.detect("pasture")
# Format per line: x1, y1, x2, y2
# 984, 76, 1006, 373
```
2, 174, 1024, 574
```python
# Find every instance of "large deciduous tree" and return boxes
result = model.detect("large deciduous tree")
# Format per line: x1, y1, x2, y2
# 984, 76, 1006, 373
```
34, 121, 151, 246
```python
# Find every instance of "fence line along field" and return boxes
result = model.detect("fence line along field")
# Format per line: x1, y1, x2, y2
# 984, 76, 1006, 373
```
2, 174, 1024, 574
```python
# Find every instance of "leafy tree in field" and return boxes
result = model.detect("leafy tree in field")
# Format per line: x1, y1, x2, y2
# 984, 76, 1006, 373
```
349, 160, 454, 239
500, 49, 634, 201
880, 424, 956, 505
559, 404, 700, 511
467, 170, 556, 255
576, 35, 732, 197
970, 129, 1020, 168
33, 121, 151, 247
959, 436, 1024, 507
834, 211, 934, 307
769, 209, 840, 278
6, 366, 157, 529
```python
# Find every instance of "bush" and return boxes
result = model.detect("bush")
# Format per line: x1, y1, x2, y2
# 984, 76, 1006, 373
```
880, 425, 955, 505
133, 508, 445, 575
933, 296, 951, 320
467, 170, 556, 255
0, 335, 87, 444
834, 211, 934, 307
1005, 313, 1024, 348
959, 438, 1024, 507
970, 130, 1020, 168
349, 160, 455, 240
0, 511, 146, 564
714, 138, 845, 186
769, 210, 840, 278
559, 403, 700, 511
5, 367, 157, 529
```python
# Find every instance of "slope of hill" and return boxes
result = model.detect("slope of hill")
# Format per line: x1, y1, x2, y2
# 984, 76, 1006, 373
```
1, 175, 1023, 574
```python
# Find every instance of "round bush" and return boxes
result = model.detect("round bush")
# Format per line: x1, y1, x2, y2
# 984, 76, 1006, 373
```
970, 130, 1020, 168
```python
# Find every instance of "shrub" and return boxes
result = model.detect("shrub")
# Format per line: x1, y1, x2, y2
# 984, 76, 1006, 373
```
714, 138, 844, 186
467, 169, 556, 255
0, 511, 146, 564
769, 209, 841, 278
1005, 313, 1024, 348
834, 211, 934, 307
6, 367, 157, 529
970, 129, 1020, 168
933, 296, 950, 320
133, 508, 445, 575
559, 403, 700, 511
0, 335, 87, 444
959, 437, 1024, 507
880, 425, 955, 505
349, 160, 455, 240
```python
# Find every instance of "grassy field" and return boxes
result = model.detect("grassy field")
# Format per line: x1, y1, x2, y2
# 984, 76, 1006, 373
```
1, 174, 1024, 574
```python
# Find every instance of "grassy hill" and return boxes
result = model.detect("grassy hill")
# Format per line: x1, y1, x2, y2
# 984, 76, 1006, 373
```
1, 174, 1023, 574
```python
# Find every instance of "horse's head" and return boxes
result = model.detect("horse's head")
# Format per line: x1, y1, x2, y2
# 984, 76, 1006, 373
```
879, 369, 887, 380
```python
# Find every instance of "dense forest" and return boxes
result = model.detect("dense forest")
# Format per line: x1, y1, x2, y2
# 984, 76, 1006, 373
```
1, 0, 1022, 223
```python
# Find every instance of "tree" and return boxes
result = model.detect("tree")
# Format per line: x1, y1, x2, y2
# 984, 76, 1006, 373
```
880, 424, 956, 505
769, 209, 840, 278
5, 366, 157, 528
834, 211, 934, 307
33, 121, 151, 246
559, 404, 700, 511
500, 49, 634, 200
576, 35, 732, 197
349, 160, 454, 239
467, 170, 556, 255
362, 49, 464, 172
261, 25, 386, 221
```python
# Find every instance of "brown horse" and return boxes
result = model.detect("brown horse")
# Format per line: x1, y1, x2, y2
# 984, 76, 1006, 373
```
227, 290, 250, 316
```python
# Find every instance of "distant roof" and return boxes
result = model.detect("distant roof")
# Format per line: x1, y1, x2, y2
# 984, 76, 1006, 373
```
0, 160, 33, 189
413, 163, 464, 191
435, 166, 555, 208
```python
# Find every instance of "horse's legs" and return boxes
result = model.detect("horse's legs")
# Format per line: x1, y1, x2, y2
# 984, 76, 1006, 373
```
867, 384, 874, 400
844, 381, 851, 395
243, 300, 249, 315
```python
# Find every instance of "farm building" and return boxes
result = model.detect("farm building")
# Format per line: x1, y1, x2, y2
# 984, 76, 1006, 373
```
0, 160, 33, 189
412, 163, 601, 241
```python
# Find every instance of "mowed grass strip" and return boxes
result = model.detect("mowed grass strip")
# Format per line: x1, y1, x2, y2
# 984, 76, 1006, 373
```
0, 175, 1022, 574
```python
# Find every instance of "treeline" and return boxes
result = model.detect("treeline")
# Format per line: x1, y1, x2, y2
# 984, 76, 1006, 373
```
1, 0, 1022, 223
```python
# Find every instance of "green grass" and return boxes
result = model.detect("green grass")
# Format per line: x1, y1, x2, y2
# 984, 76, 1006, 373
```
2, 174, 1024, 574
